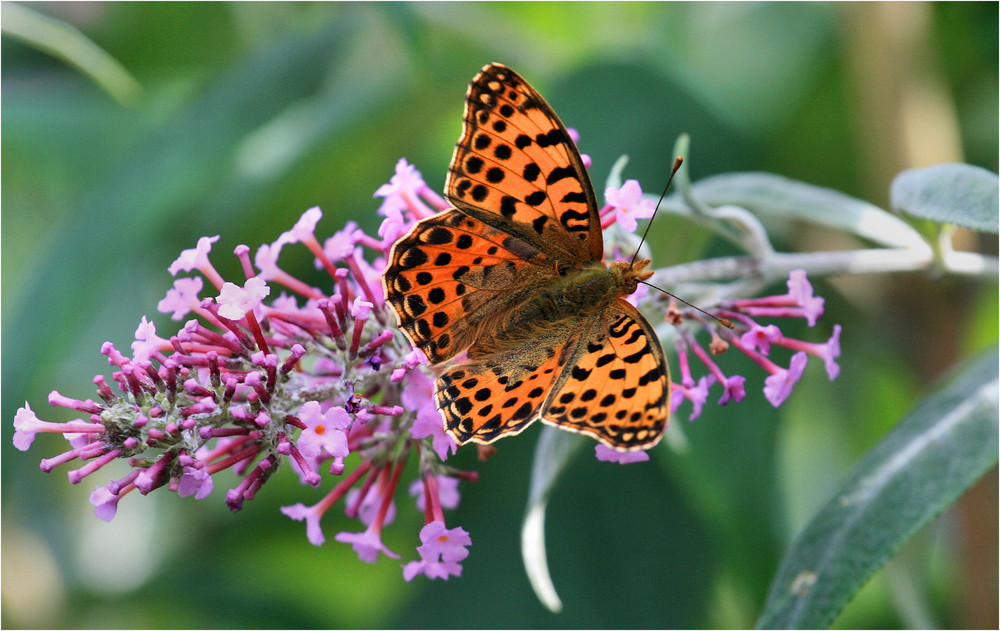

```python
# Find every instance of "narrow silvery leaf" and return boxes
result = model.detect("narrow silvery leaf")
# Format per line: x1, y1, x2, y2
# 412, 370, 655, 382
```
757, 348, 999, 629
692, 172, 929, 250
521, 426, 588, 613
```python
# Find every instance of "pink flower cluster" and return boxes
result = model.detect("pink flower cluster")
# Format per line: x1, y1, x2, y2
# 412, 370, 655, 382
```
14, 147, 842, 577
14, 158, 475, 581
597, 178, 841, 463
662, 269, 840, 427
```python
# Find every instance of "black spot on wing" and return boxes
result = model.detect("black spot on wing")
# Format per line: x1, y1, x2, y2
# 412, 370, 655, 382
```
546, 166, 577, 185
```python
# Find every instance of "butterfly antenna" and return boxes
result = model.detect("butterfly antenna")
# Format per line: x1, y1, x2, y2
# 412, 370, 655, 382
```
630, 157, 732, 330
641, 280, 735, 329
629, 156, 684, 268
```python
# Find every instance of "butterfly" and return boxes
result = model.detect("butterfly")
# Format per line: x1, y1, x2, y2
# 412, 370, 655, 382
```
382, 63, 669, 452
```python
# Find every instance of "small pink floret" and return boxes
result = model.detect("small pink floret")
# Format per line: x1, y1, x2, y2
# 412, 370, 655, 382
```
595, 444, 651, 464
169, 235, 219, 276
416, 521, 471, 563
13, 403, 42, 451
763, 351, 809, 407
282, 502, 327, 546
216, 277, 270, 320
335, 527, 400, 563
90, 485, 121, 522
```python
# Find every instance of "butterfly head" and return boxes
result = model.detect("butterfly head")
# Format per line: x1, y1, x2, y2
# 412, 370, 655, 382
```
610, 258, 653, 297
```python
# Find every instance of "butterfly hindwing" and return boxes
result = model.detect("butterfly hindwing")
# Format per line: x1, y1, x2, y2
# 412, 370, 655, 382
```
435, 326, 580, 445
541, 300, 670, 451
447, 64, 603, 265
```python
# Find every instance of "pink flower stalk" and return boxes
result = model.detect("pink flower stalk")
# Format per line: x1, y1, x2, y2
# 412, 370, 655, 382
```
410, 474, 462, 513
13, 158, 842, 582
12, 199, 477, 571
346, 464, 399, 527
282, 459, 374, 546
721, 269, 825, 326
773, 324, 842, 380
13, 403, 104, 452
671, 337, 717, 420
255, 239, 328, 302
335, 460, 405, 562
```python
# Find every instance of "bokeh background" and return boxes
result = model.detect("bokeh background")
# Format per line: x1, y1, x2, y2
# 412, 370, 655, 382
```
3, 2, 996, 628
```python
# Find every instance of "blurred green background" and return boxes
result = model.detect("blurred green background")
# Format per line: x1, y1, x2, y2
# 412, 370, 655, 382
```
3, 2, 997, 628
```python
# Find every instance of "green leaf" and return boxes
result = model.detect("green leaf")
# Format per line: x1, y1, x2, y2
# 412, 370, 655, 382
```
1, 3, 143, 107
756, 348, 999, 629
690, 172, 929, 250
520, 426, 588, 613
2, 21, 360, 413
890, 163, 999, 233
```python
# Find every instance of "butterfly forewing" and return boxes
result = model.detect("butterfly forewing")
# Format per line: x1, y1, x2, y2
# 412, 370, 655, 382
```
541, 300, 670, 451
447, 64, 604, 264
384, 208, 555, 364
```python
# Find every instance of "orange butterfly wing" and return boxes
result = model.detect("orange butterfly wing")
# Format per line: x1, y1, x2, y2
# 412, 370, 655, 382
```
447, 64, 604, 264
436, 326, 580, 445
384, 208, 553, 364
434, 298, 669, 451
541, 300, 669, 450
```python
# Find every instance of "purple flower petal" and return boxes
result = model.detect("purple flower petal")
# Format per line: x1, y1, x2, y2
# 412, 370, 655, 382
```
90, 485, 121, 522
282, 502, 326, 546
335, 527, 400, 563
595, 444, 650, 464
763, 351, 809, 407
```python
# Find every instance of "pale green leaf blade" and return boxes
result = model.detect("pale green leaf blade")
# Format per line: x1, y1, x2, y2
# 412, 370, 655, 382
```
520, 426, 588, 613
757, 348, 999, 629
690, 172, 929, 250
890, 162, 999, 233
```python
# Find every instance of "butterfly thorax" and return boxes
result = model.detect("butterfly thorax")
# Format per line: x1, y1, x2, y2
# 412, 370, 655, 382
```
478, 258, 654, 350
